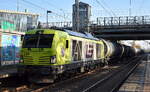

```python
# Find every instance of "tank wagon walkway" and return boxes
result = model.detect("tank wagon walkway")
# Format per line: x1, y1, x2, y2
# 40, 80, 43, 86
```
118, 55, 150, 92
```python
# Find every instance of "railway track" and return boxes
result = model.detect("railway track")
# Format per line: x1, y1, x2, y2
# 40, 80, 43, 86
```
0, 56, 144, 92
0, 63, 123, 92
0, 63, 104, 92
34, 56, 143, 92
0, 64, 108, 92
82, 56, 144, 92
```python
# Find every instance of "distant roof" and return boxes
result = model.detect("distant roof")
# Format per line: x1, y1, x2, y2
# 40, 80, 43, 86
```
65, 29, 99, 40
79, 2, 90, 6
0, 10, 39, 16
73, 2, 91, 7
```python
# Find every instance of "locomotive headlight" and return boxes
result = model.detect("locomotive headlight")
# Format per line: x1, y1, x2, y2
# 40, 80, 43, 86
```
20, 59, 24, 63
19, 55, 24, 63
50, 56, 56, 64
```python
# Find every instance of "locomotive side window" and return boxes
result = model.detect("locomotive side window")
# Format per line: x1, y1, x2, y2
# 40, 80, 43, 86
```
66, 40, 69, 48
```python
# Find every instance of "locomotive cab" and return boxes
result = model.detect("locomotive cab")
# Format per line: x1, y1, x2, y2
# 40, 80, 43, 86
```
19, 29, 72, 83
21, 29, 71, 66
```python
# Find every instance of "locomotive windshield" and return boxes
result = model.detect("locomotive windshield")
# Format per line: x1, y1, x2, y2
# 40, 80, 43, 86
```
23, 34, 54, 48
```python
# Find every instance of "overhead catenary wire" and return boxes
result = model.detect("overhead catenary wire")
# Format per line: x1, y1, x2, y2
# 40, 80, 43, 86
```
22, 0, 46, 11
137, 0, 146, 15
139, 0, 145, 10
43, 0, 62, 11
22, 0, 69, 20
43, 0, 73, 20
101, 0, 117, 17
38, 0, 71, 20
21, 1, 45, 16
129, 0, 132, 16
90, 0, 103, 17
94, 0, 120, 25
94, 0, 115, 17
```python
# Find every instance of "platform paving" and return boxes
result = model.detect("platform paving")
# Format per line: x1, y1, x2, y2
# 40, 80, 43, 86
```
118, 55, 150, 92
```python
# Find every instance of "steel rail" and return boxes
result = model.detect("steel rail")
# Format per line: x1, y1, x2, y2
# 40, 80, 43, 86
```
82, 56, 143, 92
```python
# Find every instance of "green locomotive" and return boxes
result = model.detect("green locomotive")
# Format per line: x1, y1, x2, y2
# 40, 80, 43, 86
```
19, 29, 106, 83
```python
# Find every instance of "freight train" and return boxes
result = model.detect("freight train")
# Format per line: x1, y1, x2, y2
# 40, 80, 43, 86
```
18, 29, 142, 83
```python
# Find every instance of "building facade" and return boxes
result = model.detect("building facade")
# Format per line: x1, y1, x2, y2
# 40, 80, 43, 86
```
0, 10, 38, 66
73, 2, 91, 32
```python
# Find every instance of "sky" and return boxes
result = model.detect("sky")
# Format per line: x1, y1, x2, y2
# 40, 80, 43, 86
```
0, 0, 150, 22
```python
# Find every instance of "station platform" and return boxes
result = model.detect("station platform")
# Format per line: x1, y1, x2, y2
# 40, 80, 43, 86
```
118, 55, 150, 92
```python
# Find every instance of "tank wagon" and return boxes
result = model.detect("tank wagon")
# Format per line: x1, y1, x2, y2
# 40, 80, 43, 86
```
19, 29, 141, 83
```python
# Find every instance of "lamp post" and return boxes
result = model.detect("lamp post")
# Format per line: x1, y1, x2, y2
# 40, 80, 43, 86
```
47, 10, 52, 28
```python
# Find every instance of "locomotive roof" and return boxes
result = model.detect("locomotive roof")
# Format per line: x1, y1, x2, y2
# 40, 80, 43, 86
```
26, 29, 99, 40
65, 29, 99, 40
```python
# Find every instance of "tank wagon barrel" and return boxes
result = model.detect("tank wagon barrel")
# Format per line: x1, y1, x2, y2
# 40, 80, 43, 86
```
102, 40, 125, 62
102, 40, 143, 63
